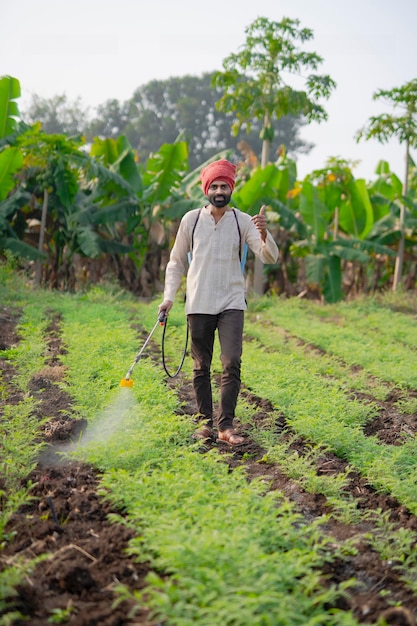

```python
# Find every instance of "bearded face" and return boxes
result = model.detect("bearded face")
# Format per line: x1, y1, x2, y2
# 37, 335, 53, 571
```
207, 181, 232, 208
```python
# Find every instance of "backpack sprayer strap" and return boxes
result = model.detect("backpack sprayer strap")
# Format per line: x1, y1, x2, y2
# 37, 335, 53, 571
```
231, 208, 248, 273
167, 208, 248, 379
188, 208, 248, 273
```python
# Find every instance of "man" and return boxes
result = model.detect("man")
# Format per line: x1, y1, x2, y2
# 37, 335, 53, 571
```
158, 159, 279, 445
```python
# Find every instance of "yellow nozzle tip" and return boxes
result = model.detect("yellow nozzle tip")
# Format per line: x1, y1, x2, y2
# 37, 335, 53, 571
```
120, 378, 133, 388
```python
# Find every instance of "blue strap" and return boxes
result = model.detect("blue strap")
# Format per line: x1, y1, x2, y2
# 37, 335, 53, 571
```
241, 242, 248, 273
232, 209, 248, 274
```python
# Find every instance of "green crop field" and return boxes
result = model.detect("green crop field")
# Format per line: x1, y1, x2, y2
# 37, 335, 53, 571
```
2, 265, 417, 625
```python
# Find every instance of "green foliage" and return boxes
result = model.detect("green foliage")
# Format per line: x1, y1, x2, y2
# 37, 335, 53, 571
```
366, 510, 417, 563
356, 79, 417, 149
23, 92, 88, 137
47, 603, 75, 623
213, 16, 336, 140
102, 456, 354, 625
0, 147, 23, 202
90, 134, 142, 194
258, 433, 352, 500
0, 76, 20, 139
2, 74, 416, 299
142, 140, 189, 203
233, 160, 297, 214
356, 79, 417, 288
244, 298, 417, 515
4, 271, 417, 622
255, 296, 417, 387
84, 74, 310, 169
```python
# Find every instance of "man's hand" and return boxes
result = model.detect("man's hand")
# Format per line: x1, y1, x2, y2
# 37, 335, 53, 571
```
158, 300, 173, 317
251, 205, 268, 242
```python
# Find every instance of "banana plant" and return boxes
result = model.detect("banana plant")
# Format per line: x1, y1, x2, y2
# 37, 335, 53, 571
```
0, 76, 24, 201
0, 122, 142, 286
366, 160, 417, 284
356, 79, 417, 290
89, 135, 190, 292
232, 156, 395, 302
170, 153, 399, 302
0, 76, 45, 259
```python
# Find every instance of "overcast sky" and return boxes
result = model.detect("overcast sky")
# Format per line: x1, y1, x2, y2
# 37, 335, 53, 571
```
3, 0, 416, 181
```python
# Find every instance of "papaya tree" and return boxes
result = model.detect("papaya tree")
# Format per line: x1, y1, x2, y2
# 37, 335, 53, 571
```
356, 78, 417, 290
212, 16, 336, 293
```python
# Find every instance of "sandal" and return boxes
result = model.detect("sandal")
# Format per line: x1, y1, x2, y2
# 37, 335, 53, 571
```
192, 424, 213, 441
217, 429, 245, 446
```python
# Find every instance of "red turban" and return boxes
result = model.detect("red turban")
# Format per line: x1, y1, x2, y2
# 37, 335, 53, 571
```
200, 159, 236, 196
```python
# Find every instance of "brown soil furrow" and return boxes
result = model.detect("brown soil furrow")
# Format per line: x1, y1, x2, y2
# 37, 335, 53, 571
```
0, 308, 154, 626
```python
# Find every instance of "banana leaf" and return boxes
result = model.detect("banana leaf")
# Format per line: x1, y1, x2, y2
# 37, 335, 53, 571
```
233, 164, 290, 214
323, 255, 342, 303
0, 236, 45, 260
299, 181, 328, 240
142, 141, 189, 204
338, 179, 374, 239
0, 147, 23, 201
0, 76, 20, 139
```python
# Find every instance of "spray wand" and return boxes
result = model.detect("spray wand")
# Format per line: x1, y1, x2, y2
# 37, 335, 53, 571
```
120, 310, 166, 387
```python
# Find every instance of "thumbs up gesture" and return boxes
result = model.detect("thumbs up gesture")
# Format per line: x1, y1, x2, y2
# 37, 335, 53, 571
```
251, 205, 268, 241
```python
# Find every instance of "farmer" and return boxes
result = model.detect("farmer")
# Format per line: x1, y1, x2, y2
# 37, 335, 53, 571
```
158, 159, 279, 445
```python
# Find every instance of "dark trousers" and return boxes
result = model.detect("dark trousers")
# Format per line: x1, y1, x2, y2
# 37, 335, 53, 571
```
187, 309, 244, 432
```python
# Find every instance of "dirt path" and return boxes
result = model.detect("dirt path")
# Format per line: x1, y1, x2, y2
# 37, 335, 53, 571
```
1, 306, 417, 625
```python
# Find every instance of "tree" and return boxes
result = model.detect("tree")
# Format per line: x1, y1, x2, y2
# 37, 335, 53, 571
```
22, 93, 89, 136
10, 127, 139, 289
212, 16, 336, 293
85, 98, 134, 142
356, 78, 417, 291
86, 74, 311, 169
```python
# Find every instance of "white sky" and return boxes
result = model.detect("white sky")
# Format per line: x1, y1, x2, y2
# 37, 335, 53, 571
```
2, 0, 417, 182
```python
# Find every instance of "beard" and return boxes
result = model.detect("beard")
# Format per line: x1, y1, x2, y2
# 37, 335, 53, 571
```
208, 192, 231, 208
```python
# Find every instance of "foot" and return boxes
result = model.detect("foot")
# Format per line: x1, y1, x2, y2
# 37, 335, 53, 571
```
217, 429, 244, 446
192, 424, 214, 441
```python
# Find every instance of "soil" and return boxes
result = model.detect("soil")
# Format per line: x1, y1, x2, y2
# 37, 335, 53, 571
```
1, 306, 417, 625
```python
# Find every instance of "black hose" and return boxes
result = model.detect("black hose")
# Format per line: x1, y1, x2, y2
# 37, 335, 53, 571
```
161, 315, 189, 378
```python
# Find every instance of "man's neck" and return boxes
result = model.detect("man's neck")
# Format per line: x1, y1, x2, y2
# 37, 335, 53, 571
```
207, 204, 230, 223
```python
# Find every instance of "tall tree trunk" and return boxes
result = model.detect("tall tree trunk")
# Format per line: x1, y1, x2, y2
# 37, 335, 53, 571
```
333, 207, 339, 240
253, 126, 271, 295
35, 188, 49, 287
393, 139, 410, 291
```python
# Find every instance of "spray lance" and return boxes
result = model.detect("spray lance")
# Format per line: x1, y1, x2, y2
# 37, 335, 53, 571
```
120, 310, 188, 387
120, 310, 167, 387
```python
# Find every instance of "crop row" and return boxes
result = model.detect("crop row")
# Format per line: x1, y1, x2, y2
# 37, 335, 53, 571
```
2, 270, 417, 623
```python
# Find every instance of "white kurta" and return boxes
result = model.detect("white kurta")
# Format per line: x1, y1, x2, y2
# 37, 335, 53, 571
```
163, 206, 279, 315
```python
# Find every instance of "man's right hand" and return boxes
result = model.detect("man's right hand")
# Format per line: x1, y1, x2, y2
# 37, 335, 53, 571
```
158, 300, 173, 317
